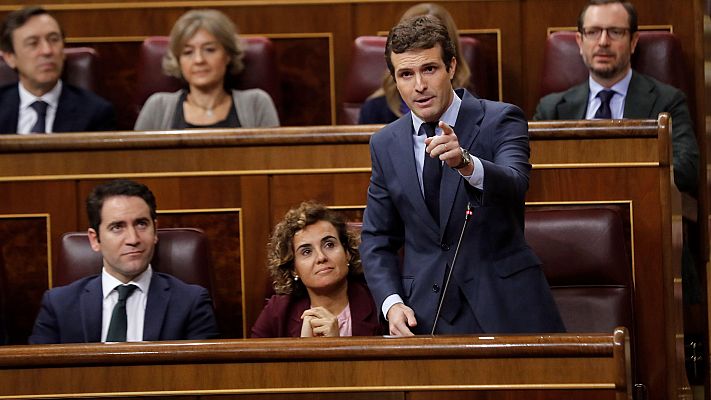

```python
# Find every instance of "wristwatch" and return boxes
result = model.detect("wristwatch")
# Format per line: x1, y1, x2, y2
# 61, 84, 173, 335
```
453, 148, 472, 170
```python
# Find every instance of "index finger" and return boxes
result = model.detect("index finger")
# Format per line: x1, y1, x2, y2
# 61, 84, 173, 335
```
439, 122, 454, 135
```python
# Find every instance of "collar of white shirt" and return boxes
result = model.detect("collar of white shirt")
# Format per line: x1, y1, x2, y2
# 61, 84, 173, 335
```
101, 265, 153, 299
587, 69, 632, 105
411, 89, 462, 136
18, 80, 62, 112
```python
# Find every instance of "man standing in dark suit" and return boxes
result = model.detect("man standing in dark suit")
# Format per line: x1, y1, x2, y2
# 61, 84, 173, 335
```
0, 6, 115, 134
360, 15, 564, 336
29, 180, 219, 344
533, 0, 699, 193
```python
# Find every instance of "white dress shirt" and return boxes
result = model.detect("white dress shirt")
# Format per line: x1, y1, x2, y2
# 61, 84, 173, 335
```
101, 266, 152, 342
17, 80, 62, 134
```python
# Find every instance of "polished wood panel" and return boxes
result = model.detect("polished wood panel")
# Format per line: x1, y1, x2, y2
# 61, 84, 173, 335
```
0, 217, 49, 344
0, 330, 631, 399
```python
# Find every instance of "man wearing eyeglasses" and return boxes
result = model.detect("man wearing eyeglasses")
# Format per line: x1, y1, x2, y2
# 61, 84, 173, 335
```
534, 0, 699, 194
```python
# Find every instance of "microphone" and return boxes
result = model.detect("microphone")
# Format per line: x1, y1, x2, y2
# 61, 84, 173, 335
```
431, 202, 473, 335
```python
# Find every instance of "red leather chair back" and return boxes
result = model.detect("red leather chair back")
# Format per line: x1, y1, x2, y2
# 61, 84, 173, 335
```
55, 228, 212, 291
539, 30, 688, 98
524, 207, 634, 334
340, 36, 486, 124
132, 36, 280, 119
0, 47, 99, 91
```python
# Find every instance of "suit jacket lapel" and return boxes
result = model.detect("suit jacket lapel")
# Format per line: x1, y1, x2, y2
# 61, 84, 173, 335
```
623, 72, 655, 118
557, 83, 588, 119
144, 273, 169, 341
80, 276, 103, 342
54, 86, 78, 132
0, 86, 20, 134
386, 116, 439, 234
440, 90, 483, 232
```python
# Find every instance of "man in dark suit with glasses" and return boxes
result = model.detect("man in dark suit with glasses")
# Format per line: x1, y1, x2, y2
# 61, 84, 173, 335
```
534, 0, 698, 194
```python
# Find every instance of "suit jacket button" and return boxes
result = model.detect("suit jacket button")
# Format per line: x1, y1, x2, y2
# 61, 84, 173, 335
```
432, 284, 440, 293
440, 243, 450, 251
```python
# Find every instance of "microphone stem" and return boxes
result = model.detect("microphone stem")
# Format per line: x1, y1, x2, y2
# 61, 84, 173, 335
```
431, 204, 472, 335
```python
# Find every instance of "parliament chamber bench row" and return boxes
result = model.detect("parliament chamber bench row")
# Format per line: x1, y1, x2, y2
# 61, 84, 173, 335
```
1, 204, 632, 341
48, 204, 634, 337
0, 208, 641, 399
0, 30, 687, 127
0, 117, 686, 400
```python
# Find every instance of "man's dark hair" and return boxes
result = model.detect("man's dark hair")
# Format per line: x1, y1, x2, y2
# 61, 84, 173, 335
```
0, 6, 64, 54
86, 179, 158, 239
577, 0, 638, 34
385, 15, 456, 78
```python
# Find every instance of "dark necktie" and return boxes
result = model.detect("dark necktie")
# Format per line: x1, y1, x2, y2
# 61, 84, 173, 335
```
594, 89, 614, 119
422, 122, 441, 223
106, 284, 138, 342
30, 100, 48, 133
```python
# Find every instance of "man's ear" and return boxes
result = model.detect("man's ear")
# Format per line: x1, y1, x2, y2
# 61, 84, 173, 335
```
448, 57, 457, 81
1, 51, 17, 70
630, 31, 640, 54
576, 32, 584, 55
153, 220, 159, 244
87, 228, 101, 252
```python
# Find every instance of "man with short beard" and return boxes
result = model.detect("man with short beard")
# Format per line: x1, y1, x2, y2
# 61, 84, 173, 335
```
533, 0, 699, 194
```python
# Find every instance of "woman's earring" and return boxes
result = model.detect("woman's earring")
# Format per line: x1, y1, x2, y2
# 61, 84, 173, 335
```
293, 275, 300, 281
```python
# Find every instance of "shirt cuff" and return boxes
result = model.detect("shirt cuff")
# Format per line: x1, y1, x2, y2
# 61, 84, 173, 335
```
459, 155, 484, 190
382, 294, 404, 320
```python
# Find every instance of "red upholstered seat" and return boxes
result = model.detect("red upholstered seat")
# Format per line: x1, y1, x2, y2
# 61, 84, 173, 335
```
132, 36, 280, 120
55, 228, 212, 292
0, 47, 99, 91
340, 36, 487, 125
539, 30, 688, 98
524, 207, 634, 334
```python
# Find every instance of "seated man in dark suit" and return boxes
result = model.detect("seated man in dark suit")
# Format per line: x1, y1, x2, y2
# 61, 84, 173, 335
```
533, 0, 699, 194
0, 6, 115, 134
29, 179, 219, 344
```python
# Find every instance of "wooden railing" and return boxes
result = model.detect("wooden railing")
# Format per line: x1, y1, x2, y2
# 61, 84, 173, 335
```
0, 329, 631, 400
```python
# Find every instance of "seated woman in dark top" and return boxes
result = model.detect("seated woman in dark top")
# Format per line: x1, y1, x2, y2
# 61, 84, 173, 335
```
358, 3, 471, 124
134, 9, 279, 130
251, 201, 382, 338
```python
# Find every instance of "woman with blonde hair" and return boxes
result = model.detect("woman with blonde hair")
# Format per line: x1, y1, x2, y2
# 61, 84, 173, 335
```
358, 3, 471, 124
251, 202, 382, 337
135, 9, 279, 130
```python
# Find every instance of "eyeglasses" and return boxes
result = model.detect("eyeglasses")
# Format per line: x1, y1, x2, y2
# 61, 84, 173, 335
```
580, 27, 630, 41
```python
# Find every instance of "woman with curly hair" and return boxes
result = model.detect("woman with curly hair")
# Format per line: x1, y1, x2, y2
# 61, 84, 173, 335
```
251, 202, 382, 337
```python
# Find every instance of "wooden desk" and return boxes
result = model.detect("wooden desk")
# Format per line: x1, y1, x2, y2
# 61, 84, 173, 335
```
0, 330, 630, 400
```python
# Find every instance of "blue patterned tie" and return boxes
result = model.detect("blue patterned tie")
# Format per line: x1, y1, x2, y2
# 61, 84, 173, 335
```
594, 90, 614, 119
30, 101, 48, 133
